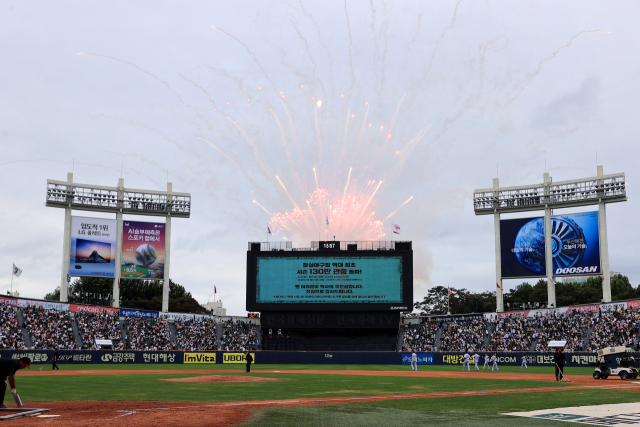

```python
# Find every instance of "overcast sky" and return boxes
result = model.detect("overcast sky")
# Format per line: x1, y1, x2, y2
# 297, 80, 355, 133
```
1, 1, 638, 315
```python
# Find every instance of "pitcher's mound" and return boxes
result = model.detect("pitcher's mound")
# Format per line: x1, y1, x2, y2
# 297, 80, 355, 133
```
160, 375, 281, 383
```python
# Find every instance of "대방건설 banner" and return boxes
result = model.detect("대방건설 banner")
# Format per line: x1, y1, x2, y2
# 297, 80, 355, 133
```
121, 220, 166, 279
500, 211, 600, 278
69, 216, 117, 278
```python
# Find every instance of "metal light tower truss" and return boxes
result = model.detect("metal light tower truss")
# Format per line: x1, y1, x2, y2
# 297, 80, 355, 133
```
46, 174, 191, 312
473, 173, 626, 214
473, 167, 626, 313
46, 180, 191, 217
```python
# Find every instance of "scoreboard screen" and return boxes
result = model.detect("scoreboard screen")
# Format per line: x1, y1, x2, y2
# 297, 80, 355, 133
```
246, 246, 413, 312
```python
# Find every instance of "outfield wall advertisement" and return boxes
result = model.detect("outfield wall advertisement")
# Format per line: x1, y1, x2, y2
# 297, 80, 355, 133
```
69, 216, 117, 278
121, 220, 166, 279
500, 211, 601, 278
255, 256, 404, 304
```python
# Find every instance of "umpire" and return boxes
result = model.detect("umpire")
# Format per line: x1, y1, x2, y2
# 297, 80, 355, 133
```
0, 357, 30, 408
554, 348, 566, 381
244, 351, 253, 373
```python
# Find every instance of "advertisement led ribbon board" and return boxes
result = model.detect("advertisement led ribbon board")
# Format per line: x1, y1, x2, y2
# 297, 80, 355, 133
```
256, 256, 403, 304
69, 216, 117, 278
500, 211, 601, 278
121, 221, 166, 279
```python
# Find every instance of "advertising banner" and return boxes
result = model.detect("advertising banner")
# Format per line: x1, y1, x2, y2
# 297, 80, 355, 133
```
401, 354, 434, 365
120, 308, 158, 318
0, 296, 17, 306
121, 220, 166, 279
184, 353, 216, 363
222, 353, 256, 363
17, 299, 70, 312
500, 212, 601, 278
158, 312, 209, 321
256, 256, 403, 304
70, 304, 120, 314
69, 216, 117, 278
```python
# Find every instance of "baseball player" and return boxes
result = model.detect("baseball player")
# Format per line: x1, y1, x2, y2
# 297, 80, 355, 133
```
462, 352, 471, 372
411, 351, 418, 371
473, 353, 480, 371
521, 354, 528, 369
491, 353, 500, 371
0, 357, 30, 408
483, 353, 490, 369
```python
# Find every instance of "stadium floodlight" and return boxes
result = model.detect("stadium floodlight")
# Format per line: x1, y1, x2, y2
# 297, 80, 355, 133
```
474, 166, 626, 313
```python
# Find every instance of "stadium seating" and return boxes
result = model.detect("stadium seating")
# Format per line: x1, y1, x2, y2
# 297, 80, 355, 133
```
402, 321, 437, 352
124, 317, 172, 350
174, 317, 218, 351
220, 319, 258, 351
0, 302, 26, 349
75, 311, 124, 350
22, 307, 78, 350
588, 309, 640, 351
533, 311, 592, 352
489, 314, 536, 352
440, 318, 486, 352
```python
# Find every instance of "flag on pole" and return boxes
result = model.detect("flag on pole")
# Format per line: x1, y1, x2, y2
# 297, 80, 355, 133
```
496, 282, 502, 290
326, 216, 329, 226
166, 281, 170, 292
67, 274, 71, 284
118, 278, 120, 289
12, 264, 22, 277
215, 286, 217, 294
393, 224, 401, 234
447, 287, 452, 296
268, 226, 272, 235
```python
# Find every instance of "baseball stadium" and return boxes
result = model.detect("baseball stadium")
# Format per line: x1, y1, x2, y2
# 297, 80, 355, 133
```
2, 1, 640, 426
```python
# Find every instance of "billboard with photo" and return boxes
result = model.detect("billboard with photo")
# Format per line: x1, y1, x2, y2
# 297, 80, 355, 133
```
121, 221, 166, 279
69, 216, 117, 278
500, 211, 601, 278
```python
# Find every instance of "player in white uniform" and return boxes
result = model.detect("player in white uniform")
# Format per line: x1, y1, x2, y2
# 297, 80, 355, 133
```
411, 352, 418, 371
473, 353, 480, 371
462, 352, 471, 371
521, 354, 528, 369
483, 354, 490, 369
491, 353, 499, 371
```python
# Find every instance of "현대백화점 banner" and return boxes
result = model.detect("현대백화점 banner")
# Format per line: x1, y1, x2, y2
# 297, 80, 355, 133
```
69, 216, 117, 278
121, 220, 166, 279
255, 256, 403, 303
500, 211, 601, 278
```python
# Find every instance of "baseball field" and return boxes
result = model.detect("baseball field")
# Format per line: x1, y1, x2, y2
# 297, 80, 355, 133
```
3, 362, 640, 426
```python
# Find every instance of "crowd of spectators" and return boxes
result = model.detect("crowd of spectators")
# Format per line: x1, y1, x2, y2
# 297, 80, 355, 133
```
124, 317, 172, 350
588, 309, 640, 351
220, 319, 258, 351
175, 317, 218, 351
75, 311, 124, 350
489, 314, 536, 351
533, 310, 592, 352
402, 321, 437, 352
440, 318, 486, 352
22, 307, 78, 349
0, 303, 26, 349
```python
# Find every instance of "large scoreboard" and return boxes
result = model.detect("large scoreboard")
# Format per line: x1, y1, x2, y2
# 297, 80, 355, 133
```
246, 242, 413, 312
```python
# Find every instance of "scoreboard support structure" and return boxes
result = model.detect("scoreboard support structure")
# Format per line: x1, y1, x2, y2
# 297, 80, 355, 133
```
246, 241, 413, 351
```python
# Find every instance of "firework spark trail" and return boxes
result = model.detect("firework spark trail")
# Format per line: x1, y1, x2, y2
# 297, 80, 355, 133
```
295, 0, 336, 92
270, 108, 304, 194
363, 180, 383, 211
77, 53, 203, 122
211, 26, 278, 94
379, 93, 406, 155
314, 107, 324, 163
387, 125, 432, 179
505, 30, 611, 107
342, 167, 353, 201
277, 97, 304, 176
179, 74, 219, 110
290, 20, 326, 95
252, 200, 273, 216
333, 108, 352, 175
313, 167, 319, 189
384, 196, 414, 221
403, 13, 423, 70
275, 175, 300, 209
411, 0, 463, 91
343, 0, 356, 92
226, 117, 274, 184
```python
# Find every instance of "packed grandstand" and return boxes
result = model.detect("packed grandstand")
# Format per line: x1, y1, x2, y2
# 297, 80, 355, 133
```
1, 298, 637, 352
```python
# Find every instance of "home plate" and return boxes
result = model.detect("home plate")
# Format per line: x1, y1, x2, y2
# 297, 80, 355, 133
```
504, 403, 640, 425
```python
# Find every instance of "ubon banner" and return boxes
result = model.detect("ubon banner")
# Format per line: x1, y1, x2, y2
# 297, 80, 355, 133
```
121, 221, 166, 279
69, 216, 117, 278
255, 256, 403, 304
500, 211, 600, 278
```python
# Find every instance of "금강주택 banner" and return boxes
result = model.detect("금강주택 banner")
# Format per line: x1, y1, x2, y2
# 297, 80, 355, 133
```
121, 221, 166, 279
69, 216, 117, 278
255, 256, 403, 303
